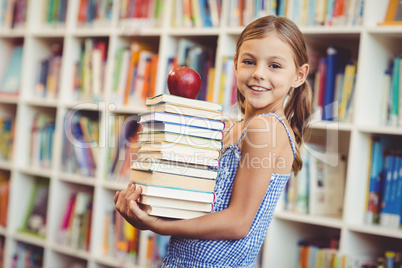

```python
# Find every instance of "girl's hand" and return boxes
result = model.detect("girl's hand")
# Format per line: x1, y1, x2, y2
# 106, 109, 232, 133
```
113, 182, 159, 230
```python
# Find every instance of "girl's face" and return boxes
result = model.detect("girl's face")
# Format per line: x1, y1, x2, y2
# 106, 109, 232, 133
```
235, 32, 307, 115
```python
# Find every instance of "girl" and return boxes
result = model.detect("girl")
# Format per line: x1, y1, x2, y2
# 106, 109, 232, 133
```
114, 15, 312, 267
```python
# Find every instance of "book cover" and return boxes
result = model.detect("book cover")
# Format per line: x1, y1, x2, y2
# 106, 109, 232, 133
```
0, 45, 23, 94
20, 178, 49, 237
130, 168, 216, 192
366, 138, 384, 224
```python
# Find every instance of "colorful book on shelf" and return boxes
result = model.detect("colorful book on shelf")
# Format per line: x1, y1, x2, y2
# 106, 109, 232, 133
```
0, 45, 23, 94
378, 0, 402, 25
366, 138, 384, 224
146, 94, 222, 112
0, 117, 14, 161
0, 174, 9, 227
131, 158, 218, 180
140, 111, 225, 131
130, 169, 215, 192
138, 131, 222, 150
20, 178, 49, 237
308, 152, 346, 216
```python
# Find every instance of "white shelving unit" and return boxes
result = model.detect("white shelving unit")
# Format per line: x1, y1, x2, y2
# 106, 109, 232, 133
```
0, 0, 401, 267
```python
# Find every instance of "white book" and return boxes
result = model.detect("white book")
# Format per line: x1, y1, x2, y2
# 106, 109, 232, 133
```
136, 182, 215, 203
141, 121, 223, 140
139, 141, 220, 159
140, 203, 209, 219
131, 158, 218, 179
139, 195, 213, 212
138, 131, 223, 150
146, 94, 222, 112
140, 111, 225, 131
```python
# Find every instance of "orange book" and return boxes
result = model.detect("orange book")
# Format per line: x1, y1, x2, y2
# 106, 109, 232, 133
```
124, 42, 143, 105
148, 54, 159, 98
379, 0, 402, 25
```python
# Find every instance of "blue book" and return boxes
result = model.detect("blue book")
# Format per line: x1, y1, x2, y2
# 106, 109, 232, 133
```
199, 0, 213, 27
380, 154, 395, 227
393, 156, 402, 228
367, 139, 384, 224
388, 156, 400, 228
323, 46, 338, 120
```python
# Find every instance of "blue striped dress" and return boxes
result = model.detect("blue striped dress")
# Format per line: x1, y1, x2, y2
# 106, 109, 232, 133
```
161, 113, 296, 268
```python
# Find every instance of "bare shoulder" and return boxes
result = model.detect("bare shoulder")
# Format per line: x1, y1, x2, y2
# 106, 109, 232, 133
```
241, 114, 294, 173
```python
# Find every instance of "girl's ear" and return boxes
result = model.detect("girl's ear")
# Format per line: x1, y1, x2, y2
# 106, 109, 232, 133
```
293, 63, 309, 88
234, 54, 238, 70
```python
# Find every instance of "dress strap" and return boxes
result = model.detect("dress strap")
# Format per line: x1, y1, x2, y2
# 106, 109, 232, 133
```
223, 119, 243, 138
236, 113, 296, 158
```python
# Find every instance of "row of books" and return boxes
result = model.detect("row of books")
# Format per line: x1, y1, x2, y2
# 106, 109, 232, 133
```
58, 190, 93, 251
366, 136, 402, 229
171, 0, 221, 28
0, 172, 9, 227
62, 112, 99, 177
143, 231, 170, 267
130, 93, 224, 219
283, 146, 346, 216
227, 0, 365, 28
106, 115, 141, 183
110, 41, 158, 106
103, 208, 140, 262
34, 43, 62, 99
312, 47, 357, 122
41, 0, 67, 27
163, 39, 216, 103
381, 54, 402, 127
0, 117, 14, 161
72, 39, 107, 102
30, 113, 55, 169
0, 0, 28, 29
297, 238, 401, 268
77, 0, 113, 27
119, 0, 164, 28
11, 242, 43, 268
218, 56, 238, 115
0, 45, 23, 95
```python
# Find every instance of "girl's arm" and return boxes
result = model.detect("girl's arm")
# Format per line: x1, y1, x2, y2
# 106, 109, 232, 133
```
114, 115, 293, 240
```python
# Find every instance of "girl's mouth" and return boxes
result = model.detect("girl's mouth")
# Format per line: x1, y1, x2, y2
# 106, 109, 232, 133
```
250, 86, 270, 92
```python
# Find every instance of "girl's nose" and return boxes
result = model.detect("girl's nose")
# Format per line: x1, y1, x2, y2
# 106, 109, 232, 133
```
252, 66, 265, 80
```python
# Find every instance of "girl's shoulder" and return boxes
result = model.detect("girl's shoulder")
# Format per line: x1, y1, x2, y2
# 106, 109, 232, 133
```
242, 114, 295, 156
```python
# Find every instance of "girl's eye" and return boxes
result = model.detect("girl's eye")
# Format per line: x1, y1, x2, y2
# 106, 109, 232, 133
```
269, 63, 281, 69
243, 60, 254, 65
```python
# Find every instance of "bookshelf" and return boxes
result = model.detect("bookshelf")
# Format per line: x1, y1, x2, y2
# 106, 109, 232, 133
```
0, 0, 401, 267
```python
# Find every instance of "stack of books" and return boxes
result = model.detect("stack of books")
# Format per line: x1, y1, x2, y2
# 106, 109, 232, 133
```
130, 93, 224, 219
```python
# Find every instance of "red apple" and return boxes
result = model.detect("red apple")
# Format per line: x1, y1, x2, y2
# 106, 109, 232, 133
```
167, 66, 202, 99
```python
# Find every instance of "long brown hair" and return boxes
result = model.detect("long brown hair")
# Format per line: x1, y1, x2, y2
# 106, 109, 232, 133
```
235, 16, 312, 175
